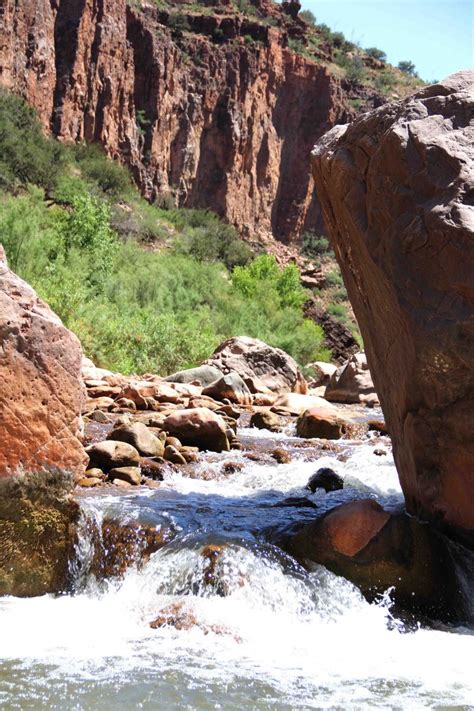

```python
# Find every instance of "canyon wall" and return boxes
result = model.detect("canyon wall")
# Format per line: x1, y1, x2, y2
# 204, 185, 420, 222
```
0, 0, 351, 241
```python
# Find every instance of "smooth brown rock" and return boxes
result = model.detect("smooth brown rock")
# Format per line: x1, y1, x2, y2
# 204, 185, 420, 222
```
205, 337, 307, 395
77, 476, 102, 488
163, 408, 230, 452
296, 408, 350, 439
312, 71, 474, 544
163, 445, 187, 465
250, 410, 282, 432
86, 440, 140, 470
109, 466, 142, 486
107, 422, 164, 458
285, 499, 468, 621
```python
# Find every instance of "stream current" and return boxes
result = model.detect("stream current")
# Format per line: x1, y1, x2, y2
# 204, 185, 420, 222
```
1, 424, 473, 710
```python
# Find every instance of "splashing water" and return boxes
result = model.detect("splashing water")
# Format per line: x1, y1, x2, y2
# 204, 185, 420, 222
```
1, 432, 473, 710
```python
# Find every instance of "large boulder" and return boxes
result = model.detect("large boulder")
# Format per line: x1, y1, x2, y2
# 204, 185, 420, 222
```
204, 336, 307, 395
0, 248, 86, 596
296, 407, 352, 440
107, 422, 164, 458
202, 372, 252, 406
325, 353, 378, 406
163, 407, 230, 452
164, 364, 222, 387
311, 71, 474, 545
285, 499, 468, 622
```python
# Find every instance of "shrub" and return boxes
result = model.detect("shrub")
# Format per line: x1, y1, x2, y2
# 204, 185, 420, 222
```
173, 215, 253, 269
365, 47, 387, 62
71, 143, 132, 197
0, 91, 64, 192
300, 9, 316, 26
232, 254, 306, 309
398, 60, 417, 76
301, 231, 334, 258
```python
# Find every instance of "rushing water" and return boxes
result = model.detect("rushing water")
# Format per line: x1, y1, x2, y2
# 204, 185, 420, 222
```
1, 426, 473, 710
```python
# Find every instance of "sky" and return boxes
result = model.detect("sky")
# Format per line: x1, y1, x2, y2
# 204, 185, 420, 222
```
301, 0, 473, 82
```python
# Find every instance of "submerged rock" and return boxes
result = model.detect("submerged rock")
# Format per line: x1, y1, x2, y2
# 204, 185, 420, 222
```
312, 70, 474, 545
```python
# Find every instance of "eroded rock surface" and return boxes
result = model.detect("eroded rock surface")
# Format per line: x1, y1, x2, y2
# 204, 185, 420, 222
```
312, 71, 474, 544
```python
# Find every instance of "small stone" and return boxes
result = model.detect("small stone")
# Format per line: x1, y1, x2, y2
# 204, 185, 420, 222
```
139, 458, 165, 480
250, 410, 282, 432
373, 448, 387, 456
272, 448, 291, 464
165, 436, 182, 449
77, 477, 102, 487
89, 410, 111, 424
112, 478, 132, 489
109, 466, 142, 486
164, 445, 187, 465
306, 467, 344, 493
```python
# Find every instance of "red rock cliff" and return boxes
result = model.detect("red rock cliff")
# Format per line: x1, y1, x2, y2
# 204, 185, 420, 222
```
0, 0, 350, 241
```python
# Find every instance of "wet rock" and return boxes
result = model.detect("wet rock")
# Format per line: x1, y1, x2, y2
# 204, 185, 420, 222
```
165, 364, 222, 387
150, 602, 199, 631
215, 404, 241, 420
77, 476, 102, 488
368, 420, 389, 436
306, 467, 344, 493
285, 499, 468, 621
250, 410, 282, 432
222, 461, 244, 474
312, 71, 474, 544
271, 448, 291, 464
107, 422, 164, 458
373, 448, 387, 457
163, 408, 230, 452
163, 445, 187, 465
139, 458, 166, 480
89, 410, 112, 424
205, 336, 307, 395
296, 408, 351, 439
325, 353, 379, 406
86, 440, 140, 470
202, 372, 252, 406
109, 466, 142, 486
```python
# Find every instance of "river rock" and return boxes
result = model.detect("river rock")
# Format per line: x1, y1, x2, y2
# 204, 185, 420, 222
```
311, 71, 474, 545
107, 422, 164, 458
274, 392, 336, 415
285, 499, 467, 621
86, 440, 140, 470
163, 407, 230, 452
306, 361, 338, 387
202, 372, 252, 406
296, 408, 350, 439
109, 466, 142, 486
306, 467, 344, 493
0, 249, 86, 596
205, 336, 307, 395
250, 410, 282, 432
164, 364, 222, 387
325, 353, 378, 406
164, 445, 187, 465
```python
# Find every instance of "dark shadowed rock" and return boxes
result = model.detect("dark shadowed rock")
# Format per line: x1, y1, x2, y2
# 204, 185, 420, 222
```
312, 71, 474, 545
306, 467, 344, 493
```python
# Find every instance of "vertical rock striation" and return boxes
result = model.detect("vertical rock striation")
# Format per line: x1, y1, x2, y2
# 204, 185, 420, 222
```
0, 0, 349, 241
311, 71, 474, 545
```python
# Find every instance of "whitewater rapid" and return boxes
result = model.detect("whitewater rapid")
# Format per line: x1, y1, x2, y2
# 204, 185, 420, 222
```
1, 428, 473, 710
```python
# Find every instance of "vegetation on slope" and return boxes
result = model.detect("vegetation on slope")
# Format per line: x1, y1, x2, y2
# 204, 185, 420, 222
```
0, 92, 329, 375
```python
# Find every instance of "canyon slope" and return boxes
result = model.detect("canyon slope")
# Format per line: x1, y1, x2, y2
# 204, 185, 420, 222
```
0, 0, 419, 243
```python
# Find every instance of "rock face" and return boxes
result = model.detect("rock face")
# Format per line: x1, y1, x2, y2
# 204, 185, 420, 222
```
0, 251, 86, 478
311, 71, 474, 545
0, 249, 86, 596
285, 499, 468, 621
205, 336, 307, 394
0, 0, 352, 242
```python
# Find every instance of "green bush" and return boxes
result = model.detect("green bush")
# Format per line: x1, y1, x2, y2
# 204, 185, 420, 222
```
301, 231, 334, 258
0, 91, 64, 192
70, 143, 132, 197
398, 60, 417, 76
365, 47, 387, 62
300, 9, 316, 25
173, 217, 253, 269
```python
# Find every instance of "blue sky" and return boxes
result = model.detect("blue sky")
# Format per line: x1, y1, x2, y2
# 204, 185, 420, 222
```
301, 0, 473, 82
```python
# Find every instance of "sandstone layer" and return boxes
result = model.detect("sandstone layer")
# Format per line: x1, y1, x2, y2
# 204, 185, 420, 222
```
0, 248, 86, 595
0, 0, 352, 242
311, 71, 474, 544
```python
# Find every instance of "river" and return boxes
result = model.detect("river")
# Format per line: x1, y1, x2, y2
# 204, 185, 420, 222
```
1, 425, 473, 710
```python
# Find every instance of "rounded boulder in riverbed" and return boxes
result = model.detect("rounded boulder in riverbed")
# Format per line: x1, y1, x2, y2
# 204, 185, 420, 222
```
202, 372, 252, 406
306, 467, 344, 493
109, 466, 142, 486
250, 410, 282, 432
296, 407, 350, 439
86, 440, 140, 470
107, 422, 164, 458
163, 408, 230, 452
